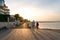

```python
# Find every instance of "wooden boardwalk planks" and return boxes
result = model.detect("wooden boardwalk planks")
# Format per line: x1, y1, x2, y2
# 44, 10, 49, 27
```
1, 29, 60, 40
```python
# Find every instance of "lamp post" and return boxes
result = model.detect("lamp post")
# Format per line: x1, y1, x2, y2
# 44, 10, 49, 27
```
7, 17, 9, 28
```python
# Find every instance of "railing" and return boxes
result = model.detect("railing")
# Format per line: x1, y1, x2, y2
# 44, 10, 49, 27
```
0, 22, 15, 29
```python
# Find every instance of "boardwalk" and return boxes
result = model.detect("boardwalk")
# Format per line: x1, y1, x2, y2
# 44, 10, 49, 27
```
0, 29, 60, 40
0, 23, 60, 40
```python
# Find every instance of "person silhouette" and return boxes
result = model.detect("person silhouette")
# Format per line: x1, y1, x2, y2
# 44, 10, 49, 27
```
36, 22, 39, 29
32, 20, 35, 29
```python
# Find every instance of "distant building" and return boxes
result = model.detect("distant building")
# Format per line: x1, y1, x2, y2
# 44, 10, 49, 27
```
0, 0, 10, 14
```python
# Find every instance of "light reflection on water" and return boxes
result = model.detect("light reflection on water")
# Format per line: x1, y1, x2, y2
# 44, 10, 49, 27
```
39, 22, 60, 29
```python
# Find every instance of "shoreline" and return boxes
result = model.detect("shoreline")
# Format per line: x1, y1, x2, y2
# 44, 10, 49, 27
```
39, 28, 60, 33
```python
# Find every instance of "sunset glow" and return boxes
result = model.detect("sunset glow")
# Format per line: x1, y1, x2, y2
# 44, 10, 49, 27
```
5, 0, 60, 21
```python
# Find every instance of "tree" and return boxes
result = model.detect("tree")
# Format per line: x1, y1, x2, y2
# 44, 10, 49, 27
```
19, 17, 24, 22
23, 19, 29, 22
14, 14, 24, 22
14, 14, 20, 20
14, 13, 30, 22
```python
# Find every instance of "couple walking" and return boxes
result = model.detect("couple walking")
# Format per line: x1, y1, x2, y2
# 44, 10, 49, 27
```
32, 20, 39, 29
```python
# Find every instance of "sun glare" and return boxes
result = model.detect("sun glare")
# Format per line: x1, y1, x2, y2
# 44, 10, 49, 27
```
19, 7, 46, 20
11, 7, 48, 21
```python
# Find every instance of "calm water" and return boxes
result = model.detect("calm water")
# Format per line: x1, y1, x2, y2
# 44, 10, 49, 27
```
39, 22, 60, 29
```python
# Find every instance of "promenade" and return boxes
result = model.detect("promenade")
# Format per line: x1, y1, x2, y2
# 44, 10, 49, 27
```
0, 23, 60, 40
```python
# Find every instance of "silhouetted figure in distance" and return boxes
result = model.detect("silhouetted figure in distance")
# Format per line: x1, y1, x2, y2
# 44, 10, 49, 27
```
32, 20, 35, 29
36, 22, 39, 29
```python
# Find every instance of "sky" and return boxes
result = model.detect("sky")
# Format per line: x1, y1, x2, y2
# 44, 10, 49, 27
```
5, 0, 60, 21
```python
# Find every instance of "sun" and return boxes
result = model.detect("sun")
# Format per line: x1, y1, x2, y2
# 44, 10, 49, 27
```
10, 7, 48, 21
18, 7, 37, 20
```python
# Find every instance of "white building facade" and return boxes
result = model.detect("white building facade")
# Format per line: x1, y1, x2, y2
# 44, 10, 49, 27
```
0, 0, 10, 14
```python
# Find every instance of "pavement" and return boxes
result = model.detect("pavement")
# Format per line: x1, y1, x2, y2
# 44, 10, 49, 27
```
0, 22, 60, 40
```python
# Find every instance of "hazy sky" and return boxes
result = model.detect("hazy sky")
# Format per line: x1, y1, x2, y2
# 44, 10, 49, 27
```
5, 0, 60, 21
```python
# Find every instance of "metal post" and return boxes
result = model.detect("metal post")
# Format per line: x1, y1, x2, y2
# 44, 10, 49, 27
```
8, 17, 9, 28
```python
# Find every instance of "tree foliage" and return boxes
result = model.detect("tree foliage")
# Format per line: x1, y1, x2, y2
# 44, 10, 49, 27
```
19, 17, 23, 22
14, 14, 20, 20
14, 13, 30, 22
14, 14, 24, 22
23, 19, 29, 22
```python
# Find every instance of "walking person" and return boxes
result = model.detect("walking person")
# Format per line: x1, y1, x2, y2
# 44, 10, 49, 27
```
32, 20, 35, 29
36, 22, 39, 29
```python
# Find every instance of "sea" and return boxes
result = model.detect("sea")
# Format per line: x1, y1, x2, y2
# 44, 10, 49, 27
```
39, 22, 60, 29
